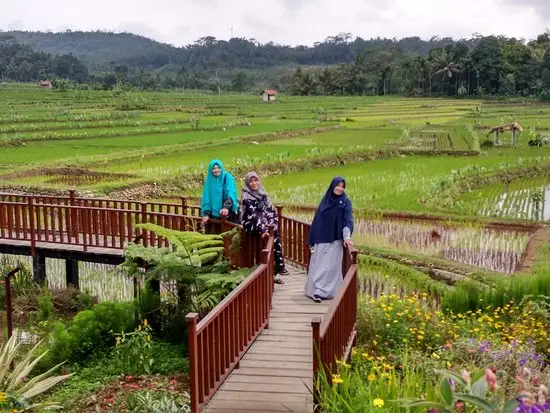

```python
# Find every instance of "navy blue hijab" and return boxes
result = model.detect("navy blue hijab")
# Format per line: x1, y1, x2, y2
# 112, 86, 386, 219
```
308, 176, 354, 246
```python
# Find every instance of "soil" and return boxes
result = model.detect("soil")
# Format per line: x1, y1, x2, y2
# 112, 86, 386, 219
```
106, 182, 174, 200
518, 226, 550, 273
78, 374, 188, 413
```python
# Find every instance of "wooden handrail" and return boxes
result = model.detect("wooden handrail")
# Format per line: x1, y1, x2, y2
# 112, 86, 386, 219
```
312, 248, 358, 412
186, 232, 274, 413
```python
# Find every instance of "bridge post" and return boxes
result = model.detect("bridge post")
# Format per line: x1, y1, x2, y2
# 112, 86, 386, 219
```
140, 203, 149, 247
311, 317, 322, 413
68, 189, 77, 239
65, 259, 79, 289
181, 196, 188, 215
32, 254, 46, 285
186, 313, 200, 413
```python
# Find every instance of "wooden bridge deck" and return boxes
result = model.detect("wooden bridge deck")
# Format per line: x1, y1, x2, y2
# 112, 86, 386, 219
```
204, 266, 329, 413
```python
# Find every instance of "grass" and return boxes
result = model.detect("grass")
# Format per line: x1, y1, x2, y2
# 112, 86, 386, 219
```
2, 86, 550, 219
262, 148, 550, 211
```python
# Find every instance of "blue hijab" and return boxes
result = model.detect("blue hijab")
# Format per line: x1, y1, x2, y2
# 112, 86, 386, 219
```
200, 159, 238, 218
308, 176, 353, 245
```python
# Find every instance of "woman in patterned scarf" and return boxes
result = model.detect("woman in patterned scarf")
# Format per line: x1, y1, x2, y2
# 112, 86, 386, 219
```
241, 171, 289, 284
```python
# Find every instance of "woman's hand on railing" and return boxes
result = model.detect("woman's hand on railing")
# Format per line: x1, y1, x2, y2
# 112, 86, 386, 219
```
343, 239, 353, 248
202, 215, 209, 224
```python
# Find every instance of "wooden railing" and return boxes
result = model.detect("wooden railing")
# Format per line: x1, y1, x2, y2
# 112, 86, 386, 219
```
186, 231, 275, 413
311, 248, 358, 412
0, 198, 254, 268
276, 205, 311, 269
0, 191, 203, 217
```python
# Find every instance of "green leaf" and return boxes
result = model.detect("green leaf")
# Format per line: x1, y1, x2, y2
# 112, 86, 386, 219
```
471, 376, 488, 399
440, 377, 453, 406
502, 398, 520, 413
399, 400, 450, 410
434, 369, 467, 387
453, 393, 497, 412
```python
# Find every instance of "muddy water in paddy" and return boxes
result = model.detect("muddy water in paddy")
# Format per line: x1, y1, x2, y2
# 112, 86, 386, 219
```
287, 212, 531, 273
480, 182, 550, 222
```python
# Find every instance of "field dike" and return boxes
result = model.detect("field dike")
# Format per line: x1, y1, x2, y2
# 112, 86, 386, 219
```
155, 148, 480, 193
3, 167, 136, 186
239, 124, 341, 143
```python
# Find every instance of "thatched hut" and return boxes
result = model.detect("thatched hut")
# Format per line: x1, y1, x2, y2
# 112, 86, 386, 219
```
488, 122, 523, 146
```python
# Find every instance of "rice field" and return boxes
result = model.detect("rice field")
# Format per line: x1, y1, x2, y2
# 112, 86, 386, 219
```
460, 177, 550, 221
2, 85, 550, 292
286, 211, 531, 273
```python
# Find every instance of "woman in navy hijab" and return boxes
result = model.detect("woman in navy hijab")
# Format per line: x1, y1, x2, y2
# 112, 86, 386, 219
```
305, 176, 354, 303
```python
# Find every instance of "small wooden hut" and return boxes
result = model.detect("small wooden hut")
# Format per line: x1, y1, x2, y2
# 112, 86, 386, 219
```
488, 122, 523, 146
261, 89, 278, 103
39, 80, 53, 89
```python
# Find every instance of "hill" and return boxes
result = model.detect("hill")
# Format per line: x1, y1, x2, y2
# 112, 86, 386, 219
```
6, 31, 180, 70
6, 30, 461, 70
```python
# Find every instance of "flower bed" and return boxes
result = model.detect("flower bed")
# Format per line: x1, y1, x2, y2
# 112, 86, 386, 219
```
319, 292, 550, 412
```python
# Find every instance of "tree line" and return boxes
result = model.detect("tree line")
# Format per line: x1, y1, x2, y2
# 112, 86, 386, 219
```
2, 31, 550, 99
286, 34, 550, 99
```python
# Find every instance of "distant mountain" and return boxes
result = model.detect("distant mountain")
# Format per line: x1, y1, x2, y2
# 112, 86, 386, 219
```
6, 31, 180, 70
5, 30, 461, 71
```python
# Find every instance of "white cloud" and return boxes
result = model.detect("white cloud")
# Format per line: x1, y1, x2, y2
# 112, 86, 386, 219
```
0, 0, 547, 46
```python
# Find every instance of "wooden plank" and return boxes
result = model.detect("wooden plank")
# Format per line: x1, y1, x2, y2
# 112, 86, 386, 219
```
206, 399, 311, 412
243, 353, 310, 363
249, 338, 311, 348
230, 367, 312, 378
225, 375, 311, 386
258, 329, 312, 338
220, 382, 308, 394
214, 390, 311, 403
239, 360, 311, 370
247, 346, 311, 356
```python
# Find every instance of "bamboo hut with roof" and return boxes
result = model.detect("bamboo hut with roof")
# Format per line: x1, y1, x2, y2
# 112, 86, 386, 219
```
488, 122, 523, 146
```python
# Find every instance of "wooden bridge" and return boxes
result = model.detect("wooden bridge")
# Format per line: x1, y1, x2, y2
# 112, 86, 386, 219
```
0, 191, 358, 413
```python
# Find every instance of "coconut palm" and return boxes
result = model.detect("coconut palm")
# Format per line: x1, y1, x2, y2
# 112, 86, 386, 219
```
0, 333, 73, 411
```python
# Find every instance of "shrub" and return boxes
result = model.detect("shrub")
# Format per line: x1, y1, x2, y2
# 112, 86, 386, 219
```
37, 290, 54, 321
40, 300, 136, 369
114, 320, 155, 376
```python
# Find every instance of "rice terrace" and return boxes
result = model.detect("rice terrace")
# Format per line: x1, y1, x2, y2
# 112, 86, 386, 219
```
2, 79, 550, 410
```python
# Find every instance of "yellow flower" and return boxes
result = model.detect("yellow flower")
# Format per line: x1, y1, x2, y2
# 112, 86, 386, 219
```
0, 392, 7, 403
373, 398, 385, 408
332, 374, 344, 384
143, 319, 148, 327
336, 360, 350, 368
147, 335, 151, 341
138, 324, 142, 332
368, 373, 376, 381
432, 352, 440, 360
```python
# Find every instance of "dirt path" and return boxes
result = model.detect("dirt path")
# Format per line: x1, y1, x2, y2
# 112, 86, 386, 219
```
519, 226, 550, 273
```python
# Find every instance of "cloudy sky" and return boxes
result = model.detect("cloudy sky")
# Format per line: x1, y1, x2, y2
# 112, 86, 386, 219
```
1, 0, 548, 46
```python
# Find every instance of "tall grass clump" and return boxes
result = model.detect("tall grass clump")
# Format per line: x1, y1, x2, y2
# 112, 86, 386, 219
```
442, 267, 550, 313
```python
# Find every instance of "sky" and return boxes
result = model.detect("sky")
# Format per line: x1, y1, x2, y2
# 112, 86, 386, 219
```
1, 0, 549, 47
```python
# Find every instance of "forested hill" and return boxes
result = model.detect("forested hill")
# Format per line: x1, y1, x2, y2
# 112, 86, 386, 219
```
6, 31, 180, 70
6, 30, 461, 70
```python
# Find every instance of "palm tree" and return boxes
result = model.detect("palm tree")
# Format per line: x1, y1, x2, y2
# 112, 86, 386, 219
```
435, 56, 461, 95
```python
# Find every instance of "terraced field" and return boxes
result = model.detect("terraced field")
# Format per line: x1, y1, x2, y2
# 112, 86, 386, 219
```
2, 84, 550, 277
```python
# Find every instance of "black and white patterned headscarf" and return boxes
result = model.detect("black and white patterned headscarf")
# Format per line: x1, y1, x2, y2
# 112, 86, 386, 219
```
241, 172, 273, 210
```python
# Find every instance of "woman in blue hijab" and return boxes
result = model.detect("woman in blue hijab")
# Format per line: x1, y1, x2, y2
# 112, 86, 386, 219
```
201, 159, 239, 225
305, 176, 354, 303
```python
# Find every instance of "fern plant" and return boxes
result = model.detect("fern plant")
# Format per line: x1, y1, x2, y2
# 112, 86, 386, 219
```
122, 225, 248, 320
